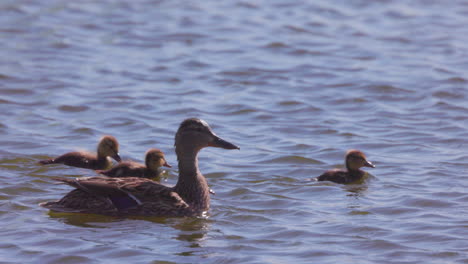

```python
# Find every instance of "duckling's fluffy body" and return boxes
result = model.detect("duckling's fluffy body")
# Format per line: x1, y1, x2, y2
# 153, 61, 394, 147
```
40, 118, 239, 217
97, 162, 149, 178
317, 149, 375, 184
39, 135, 121, 170
96, 148, 171, 178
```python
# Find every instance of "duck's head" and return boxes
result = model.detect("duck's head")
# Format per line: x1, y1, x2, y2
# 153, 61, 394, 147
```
345, 149, 375, 170
175, 118, 239, 156
145, 148, 171, 170
97, 135, 121, 162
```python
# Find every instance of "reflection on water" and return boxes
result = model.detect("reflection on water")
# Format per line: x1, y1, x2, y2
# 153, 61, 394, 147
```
344, 184, 369, 197
47, 212, 126, 228
47, 211, 212, 248
170, 218, 212, 255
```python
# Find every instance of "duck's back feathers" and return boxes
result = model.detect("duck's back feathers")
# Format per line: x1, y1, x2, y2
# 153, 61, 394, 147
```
317, 169, 349, 184
41, 177, 190, 216
40, 188, 115, 214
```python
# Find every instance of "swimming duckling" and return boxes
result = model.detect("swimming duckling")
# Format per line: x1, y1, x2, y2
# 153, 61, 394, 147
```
96, 148, 171, 178
39, 135, 121, 170
40, 118, 239, 217
317, 149, 375, 184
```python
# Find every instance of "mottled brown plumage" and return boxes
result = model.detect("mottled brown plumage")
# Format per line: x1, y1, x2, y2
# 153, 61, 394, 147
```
39, 135, 121, 170
40, 118, 239, 217
41, 177, 189, 216
317, 149, 375, 184
96, 148, 171, 178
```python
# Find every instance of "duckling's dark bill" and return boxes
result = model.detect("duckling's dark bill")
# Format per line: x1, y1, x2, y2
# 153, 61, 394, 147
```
211, 137, 240, 150
112, 153, 122, 162
364, 160, 375, 168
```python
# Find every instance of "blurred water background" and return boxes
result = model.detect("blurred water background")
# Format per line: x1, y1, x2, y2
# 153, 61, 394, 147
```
1, 0, 467, 263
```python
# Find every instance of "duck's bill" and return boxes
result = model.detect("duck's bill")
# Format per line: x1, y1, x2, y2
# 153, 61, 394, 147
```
364, 160, 375, 168
112, 153, 122, 162
211, 136, 240, 150
163, 161, 172, 168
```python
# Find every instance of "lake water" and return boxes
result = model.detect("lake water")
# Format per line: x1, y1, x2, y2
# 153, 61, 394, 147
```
1, 0, 468, 263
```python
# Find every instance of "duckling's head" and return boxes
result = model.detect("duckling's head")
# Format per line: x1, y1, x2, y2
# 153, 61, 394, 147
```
175, 118, 239, 156
145, 148, 171, 170
97, 135, 121, 162
345, 149, 375, 171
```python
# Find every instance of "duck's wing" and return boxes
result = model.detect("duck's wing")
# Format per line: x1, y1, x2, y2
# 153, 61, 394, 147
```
42, 176, 189, 216
40, 188, 116, 214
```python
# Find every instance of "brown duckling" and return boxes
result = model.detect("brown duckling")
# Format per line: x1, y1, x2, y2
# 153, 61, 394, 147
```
96, 148, 171, 178
40, 118, 239, 217
317, 149, 375, 184
39, 135, 121, 170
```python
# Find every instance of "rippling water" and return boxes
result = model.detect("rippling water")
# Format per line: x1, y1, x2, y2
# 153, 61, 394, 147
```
1, 0, 468, 263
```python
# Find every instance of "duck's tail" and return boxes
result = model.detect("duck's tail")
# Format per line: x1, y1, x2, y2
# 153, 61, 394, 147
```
38, 159, 55, 165
39, 201, 81, 212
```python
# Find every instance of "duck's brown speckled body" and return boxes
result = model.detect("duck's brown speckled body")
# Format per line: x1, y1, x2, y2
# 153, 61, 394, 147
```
96, 148, 171, 178
317, 149, 375, 184
40, 118, 239, 217
39, 135, 121, 170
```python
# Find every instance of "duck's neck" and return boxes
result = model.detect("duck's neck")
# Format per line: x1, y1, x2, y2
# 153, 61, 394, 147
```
174, 151, 210, 211
97, 148, 106, 160
145, 160, 157, 173
346, 163, 364, 181
96, 151, 111, 167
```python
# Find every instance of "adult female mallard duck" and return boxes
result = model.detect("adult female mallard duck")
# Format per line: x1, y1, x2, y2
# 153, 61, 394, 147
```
96, 148, 171, 178
39, 135, 121, 170
317, 149, 375, 184
40, 118, 239, 217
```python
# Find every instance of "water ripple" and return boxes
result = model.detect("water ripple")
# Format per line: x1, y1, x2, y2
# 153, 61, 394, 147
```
1, 0, 468, 263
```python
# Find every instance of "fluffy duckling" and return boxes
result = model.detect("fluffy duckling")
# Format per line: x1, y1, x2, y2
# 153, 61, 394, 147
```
96, 148, 171, 178
40, 118, 239, 217
317, 149, 375, 184
39, 135, 121, 170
